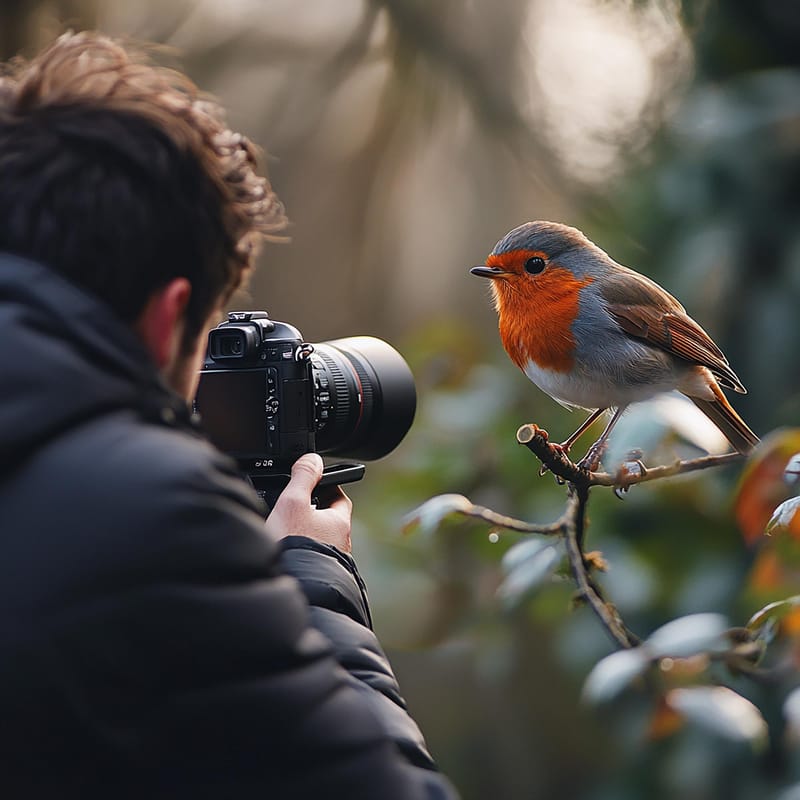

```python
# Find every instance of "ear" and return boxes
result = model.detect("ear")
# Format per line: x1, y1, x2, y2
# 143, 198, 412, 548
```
134, 278, 192, 368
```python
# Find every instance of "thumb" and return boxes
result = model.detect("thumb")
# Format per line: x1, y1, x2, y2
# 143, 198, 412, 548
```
287, 453, 324, 495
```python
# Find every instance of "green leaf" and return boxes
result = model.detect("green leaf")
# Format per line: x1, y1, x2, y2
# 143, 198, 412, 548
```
401, 493, 474, 536
766, 496, 800, 536
497, 540, 561, 608
582, 647, 651, 704
784, 454, 800, 488
773, 784, 800, 800
501, 536, 555, 572
645, 613, 729, 658
746, 595, 800, 633
783, 686, 800, 742
666, 686, 768, 750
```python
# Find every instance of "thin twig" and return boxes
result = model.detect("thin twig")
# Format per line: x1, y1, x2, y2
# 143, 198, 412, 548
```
594, 452, 745, 488
562, 488, 640, 648
453, 502, 567, 536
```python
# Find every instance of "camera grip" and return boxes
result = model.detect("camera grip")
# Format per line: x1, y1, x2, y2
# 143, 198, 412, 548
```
250, 462, 365, 515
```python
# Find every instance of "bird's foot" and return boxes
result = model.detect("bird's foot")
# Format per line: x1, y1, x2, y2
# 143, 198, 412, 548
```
576, 440, 608, 473
613, 450, 647, 499
524, 425, 553, 476
541, 468, 567, 485
537, 435, 569, 483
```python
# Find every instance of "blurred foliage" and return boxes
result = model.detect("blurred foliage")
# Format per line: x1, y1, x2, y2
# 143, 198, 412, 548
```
352, 2, 800, 797
4, 1, 800, 798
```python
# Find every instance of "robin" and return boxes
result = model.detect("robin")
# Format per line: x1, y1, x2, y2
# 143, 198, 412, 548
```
470, 221, 759, 470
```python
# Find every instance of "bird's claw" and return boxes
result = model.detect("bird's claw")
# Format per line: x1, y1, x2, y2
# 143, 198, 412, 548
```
613, 451, 647, 499
576, 441, 607, 473
537, 463, 565, 484
576, 455, 600, 473
537, 438, 569, 483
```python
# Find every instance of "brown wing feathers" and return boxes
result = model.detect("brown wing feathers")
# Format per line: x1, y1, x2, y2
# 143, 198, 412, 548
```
601, 268, 746, 393
610, 306, 746, 393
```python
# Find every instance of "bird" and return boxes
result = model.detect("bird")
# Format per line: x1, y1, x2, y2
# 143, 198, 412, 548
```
470, 221, 759, 470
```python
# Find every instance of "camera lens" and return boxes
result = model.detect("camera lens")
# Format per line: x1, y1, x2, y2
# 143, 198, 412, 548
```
312, 337, 416, 461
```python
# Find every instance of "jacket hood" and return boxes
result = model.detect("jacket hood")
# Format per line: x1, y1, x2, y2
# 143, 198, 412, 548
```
0, 253, 188, 471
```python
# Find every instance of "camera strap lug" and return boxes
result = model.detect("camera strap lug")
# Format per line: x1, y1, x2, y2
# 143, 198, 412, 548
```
294, 342, 315, 361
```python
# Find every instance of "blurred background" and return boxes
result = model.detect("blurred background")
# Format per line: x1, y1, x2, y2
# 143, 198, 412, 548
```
5, 1, 800, 797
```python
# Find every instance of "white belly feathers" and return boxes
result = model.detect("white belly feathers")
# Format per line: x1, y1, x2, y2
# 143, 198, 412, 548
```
522, 358, 685, 410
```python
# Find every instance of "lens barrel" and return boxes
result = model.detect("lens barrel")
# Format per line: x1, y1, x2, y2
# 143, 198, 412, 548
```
312, 336, 416, 461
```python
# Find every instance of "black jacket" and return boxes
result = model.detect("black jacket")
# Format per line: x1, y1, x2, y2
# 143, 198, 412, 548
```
0, 253, 456, 798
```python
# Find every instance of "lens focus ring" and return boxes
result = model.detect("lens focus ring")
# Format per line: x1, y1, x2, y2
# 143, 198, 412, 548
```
313, 349, 352, 428
345, 355, 374, 418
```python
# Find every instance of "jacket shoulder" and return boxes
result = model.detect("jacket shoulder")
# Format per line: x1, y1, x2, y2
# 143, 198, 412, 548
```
0, 409, 272, 597
57, 408, 259, 510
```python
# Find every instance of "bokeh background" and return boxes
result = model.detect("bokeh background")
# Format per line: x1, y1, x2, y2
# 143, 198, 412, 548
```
5, 2, 800, 797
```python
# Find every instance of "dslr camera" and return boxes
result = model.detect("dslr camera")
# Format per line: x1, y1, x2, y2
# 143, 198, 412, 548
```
194, 312, 416, 505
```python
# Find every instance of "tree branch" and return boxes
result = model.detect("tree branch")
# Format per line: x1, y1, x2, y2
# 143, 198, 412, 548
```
420, 423, 746, 650
516, 423, 745, 489
514, 421, 744, 649
595, 452, 745, 488
451, 502, 567, 536
516, 424, 588, 484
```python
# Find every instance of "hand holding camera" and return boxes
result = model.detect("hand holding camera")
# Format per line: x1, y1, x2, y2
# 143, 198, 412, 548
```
264, 452, 353, 552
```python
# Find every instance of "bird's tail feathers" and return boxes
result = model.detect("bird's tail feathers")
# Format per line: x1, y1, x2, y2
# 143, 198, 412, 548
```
690, 385, 759, 455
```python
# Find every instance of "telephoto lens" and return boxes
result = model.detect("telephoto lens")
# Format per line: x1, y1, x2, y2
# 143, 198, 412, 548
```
311, 336, 417, 461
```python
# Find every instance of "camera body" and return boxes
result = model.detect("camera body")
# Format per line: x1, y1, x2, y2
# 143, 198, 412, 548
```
197, 312, 326, 475
194, 311, 416, 500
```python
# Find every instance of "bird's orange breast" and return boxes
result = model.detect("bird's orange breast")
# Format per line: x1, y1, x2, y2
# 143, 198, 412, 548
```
489, 254, 594, 374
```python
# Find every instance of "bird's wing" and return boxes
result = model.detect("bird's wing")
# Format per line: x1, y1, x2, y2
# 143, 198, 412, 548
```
599, 266, 746, 393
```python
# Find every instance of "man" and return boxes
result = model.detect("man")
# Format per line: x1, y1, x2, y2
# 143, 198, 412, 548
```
0, 31, 456, 798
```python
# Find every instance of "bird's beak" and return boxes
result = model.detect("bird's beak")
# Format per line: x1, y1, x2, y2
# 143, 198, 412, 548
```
470, 265, 510, 279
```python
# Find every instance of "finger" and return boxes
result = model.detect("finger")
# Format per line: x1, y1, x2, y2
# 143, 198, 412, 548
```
286, 453, 324, 497
314, 485, 352, 514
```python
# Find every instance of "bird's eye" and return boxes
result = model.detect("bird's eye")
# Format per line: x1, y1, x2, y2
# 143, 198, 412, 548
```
524, 256, 546, 275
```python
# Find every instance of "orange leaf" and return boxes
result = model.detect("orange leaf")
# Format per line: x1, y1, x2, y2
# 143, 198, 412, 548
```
747, 547, 800, 602
735, 429, 800, 544
748, 549, 784, 593
648, 696, 684, 740
783, 608, 800, 638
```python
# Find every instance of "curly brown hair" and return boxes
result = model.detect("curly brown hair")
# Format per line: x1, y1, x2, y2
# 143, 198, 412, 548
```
0, 30, 288, 350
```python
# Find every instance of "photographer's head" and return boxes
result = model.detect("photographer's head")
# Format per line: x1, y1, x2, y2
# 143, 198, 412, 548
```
0, 31, 287, 397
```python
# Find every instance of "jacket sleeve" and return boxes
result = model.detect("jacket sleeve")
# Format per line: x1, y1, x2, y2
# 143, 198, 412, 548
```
279, 536, 440, 771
